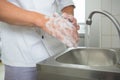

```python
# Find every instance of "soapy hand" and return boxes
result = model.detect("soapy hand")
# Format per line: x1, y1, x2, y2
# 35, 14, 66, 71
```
61, 13, 80, 30
44, 13, 79, 47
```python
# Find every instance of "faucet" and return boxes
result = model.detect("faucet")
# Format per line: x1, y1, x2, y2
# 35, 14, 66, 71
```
86, 10, 120, 64
86, 10, 120, 39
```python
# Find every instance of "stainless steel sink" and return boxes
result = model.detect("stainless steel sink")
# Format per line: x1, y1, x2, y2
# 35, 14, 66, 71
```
56, 48, 117, 66
37, 47, 120, 80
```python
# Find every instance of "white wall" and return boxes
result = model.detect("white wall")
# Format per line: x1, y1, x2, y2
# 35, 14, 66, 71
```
85, 0, 120, 48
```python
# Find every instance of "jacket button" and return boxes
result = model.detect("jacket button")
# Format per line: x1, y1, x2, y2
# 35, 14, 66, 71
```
42, 35, 44, 39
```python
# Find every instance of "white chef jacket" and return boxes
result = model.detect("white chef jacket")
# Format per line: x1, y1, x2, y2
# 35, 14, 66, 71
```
0, 0, 74, 67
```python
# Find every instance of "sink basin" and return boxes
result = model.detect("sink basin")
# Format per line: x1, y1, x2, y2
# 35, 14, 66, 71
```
37, 47, 120, 80
56, 48, 117, 66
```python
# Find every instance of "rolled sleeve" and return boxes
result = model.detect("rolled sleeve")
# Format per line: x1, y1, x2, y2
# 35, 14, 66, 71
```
57, 0, 75, 11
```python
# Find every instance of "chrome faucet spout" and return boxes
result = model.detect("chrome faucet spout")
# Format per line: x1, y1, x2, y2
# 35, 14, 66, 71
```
86, 10, 120, 39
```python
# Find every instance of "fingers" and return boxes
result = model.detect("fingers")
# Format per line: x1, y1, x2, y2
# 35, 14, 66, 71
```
62, 13, 80, 30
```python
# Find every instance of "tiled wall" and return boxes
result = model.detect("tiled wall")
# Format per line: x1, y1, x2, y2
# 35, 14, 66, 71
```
101, 0, 120, 48
85, 0, 120, 48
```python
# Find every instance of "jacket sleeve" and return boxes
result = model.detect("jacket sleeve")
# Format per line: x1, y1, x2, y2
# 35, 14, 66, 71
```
56, 0, 75, 11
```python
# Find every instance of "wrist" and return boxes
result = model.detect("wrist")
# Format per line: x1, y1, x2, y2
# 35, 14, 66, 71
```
29, 11, 49, 28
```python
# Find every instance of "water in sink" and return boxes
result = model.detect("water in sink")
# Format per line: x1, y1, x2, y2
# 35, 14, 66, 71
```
56, 48, 117, 66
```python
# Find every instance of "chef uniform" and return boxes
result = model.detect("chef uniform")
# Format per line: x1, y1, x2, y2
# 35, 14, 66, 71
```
0, 0, 74, 80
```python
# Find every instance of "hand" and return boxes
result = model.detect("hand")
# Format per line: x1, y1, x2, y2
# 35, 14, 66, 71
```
61, 13, 80, 30
45, 13, 79, 47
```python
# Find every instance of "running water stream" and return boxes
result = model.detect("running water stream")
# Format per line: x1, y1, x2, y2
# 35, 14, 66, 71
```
85, 25, 91, 47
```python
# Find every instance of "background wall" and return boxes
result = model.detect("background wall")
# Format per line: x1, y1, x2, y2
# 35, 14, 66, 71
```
85, 0, 120, 48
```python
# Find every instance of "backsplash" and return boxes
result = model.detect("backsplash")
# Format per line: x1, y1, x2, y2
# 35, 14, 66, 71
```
101, 0, 120, 48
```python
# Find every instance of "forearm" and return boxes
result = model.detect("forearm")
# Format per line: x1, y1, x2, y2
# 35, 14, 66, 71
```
0, 0, 47, 28
61, 5, 75, 15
